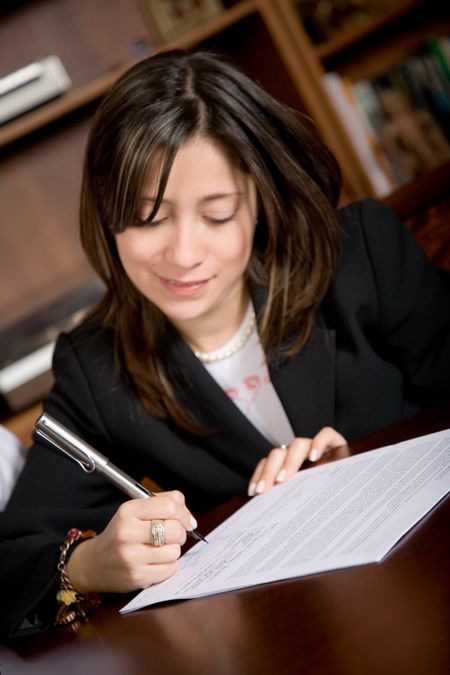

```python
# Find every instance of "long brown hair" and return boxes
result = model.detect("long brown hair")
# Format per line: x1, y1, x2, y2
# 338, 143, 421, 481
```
80, 48, 342, 434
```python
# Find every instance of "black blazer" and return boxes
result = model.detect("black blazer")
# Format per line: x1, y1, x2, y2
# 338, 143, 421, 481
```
1, 199, 449, 637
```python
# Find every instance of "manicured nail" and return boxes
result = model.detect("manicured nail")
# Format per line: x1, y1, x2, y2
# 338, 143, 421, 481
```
248, 482, 257, 497
276, 468, 286, 483
309, 448, 319, 462
190, 515, 198, 530
256, 479, 266, 494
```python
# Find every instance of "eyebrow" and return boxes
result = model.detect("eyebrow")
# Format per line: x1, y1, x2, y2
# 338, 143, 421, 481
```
140, 192, 242, 205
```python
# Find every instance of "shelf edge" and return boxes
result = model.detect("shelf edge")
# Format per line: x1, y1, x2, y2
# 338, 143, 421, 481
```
0, 62, 135, 149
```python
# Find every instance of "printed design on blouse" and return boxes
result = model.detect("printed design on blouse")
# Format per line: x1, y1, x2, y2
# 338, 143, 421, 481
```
225, 361, 271, 413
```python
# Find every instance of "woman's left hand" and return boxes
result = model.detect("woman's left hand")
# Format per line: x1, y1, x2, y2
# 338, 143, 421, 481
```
248, 426, 347, 496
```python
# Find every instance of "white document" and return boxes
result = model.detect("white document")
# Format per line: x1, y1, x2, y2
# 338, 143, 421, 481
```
121, 429, 450, 614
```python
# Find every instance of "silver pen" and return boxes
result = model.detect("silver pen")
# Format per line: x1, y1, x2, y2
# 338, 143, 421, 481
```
34, 412, 207, 542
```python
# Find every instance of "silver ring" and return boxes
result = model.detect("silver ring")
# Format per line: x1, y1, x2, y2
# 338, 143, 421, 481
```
280, 444, 289, 450
150, 520, 166, 547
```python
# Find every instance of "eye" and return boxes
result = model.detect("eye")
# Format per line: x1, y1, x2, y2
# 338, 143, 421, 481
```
204, 213, 236, 225
133, 216, 167, 228
147, 216, 169, 227
134, 202, 169, 227
202, 194, 240, 225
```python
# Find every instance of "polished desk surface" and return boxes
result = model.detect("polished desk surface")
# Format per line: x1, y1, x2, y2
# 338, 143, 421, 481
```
1, 404, 449, 675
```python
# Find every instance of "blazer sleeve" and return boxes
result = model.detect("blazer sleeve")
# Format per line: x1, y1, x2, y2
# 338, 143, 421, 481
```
343, 198, 450, 406
0, 333, 124, 639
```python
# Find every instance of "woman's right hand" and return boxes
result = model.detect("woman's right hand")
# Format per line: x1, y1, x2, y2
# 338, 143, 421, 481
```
65, 490, 197, 594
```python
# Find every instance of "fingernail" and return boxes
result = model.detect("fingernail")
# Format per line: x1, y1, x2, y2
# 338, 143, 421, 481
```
309, 448, 319, 462
256, 479, 265, 494
190, 515, 198, 530
276, 468, 286, 483
248, 482, 257, 497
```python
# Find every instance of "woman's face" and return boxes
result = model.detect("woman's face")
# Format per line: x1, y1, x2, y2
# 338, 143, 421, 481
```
115, 136, 258, 347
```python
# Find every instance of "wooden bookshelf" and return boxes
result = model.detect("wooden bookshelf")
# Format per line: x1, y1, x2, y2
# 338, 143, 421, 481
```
0, 64, 132, 149
315, 0, 427, 61
277, 0, 450, 195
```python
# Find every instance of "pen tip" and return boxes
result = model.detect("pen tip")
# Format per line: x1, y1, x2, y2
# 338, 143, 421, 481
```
191, 530, 208, 543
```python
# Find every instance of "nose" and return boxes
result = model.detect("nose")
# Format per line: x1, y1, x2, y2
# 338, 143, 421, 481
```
165, 221, 204, 268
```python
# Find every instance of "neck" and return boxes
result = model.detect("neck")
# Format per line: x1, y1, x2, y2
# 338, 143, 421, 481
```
175, 287, 250, 354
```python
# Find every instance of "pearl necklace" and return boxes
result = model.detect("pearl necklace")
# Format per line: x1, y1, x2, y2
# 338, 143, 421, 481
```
194, 310, 256, 363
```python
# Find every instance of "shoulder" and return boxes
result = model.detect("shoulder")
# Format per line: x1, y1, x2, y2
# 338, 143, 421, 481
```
338, 197, 409, 247
50, 313, 118, 407
336, 197, 430, 279
330, 197, 450, 327
53, 313, 114, 365
45, 313, 129, 445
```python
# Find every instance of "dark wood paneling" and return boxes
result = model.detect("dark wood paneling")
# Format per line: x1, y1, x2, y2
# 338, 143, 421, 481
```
0, 0, 151, 86
383, 159, 450, 269
0, 0, 152, 331
0, 115, 94, 329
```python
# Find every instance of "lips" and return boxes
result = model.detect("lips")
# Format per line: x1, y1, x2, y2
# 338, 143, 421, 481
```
166, 279, 204, 287
158, 275, 210, 295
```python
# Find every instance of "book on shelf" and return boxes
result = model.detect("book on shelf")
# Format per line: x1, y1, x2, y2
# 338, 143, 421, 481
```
427, 35, 450, 83
141, 0, 223, 41
371, 37, 450, 184
400, 46, 450, 136
322, 72, 397, 197
324, 34, 450, 191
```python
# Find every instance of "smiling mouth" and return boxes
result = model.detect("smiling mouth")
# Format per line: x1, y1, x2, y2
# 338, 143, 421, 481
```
165, 279, 207, 287
158, 276, 211, 294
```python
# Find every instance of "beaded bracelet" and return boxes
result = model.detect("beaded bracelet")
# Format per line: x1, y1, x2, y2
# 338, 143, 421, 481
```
55, 528, 101, 626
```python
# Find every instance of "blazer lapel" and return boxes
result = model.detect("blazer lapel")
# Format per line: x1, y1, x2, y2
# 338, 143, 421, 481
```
173, 338, 273, 473
268, 323, 336, 438
251, 284, 336, 438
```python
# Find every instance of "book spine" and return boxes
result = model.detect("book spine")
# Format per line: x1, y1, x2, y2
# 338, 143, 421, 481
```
351, 79, 399, 185
427, 35, 450, 83
403, 45, 450, 142
436, 36, 450, 74
323, 72, 396, 197
372, 57, 450, 181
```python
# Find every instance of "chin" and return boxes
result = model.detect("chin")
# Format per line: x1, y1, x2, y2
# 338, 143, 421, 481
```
158, 303, 209, 325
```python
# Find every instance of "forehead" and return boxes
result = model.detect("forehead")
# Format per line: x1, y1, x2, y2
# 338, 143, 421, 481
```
142, 136, 243, 194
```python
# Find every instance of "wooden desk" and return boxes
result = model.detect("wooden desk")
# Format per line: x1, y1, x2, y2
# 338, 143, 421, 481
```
1, 404, 449, 675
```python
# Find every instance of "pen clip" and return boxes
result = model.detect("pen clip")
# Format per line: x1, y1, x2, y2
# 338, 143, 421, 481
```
34, 420, 96, 474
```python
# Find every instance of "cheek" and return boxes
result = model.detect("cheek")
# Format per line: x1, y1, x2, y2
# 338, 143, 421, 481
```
116, 232, 158, 272
222, 225, 255, 268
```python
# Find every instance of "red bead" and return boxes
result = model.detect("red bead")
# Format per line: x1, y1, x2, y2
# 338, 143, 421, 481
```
67, 528, 81, 539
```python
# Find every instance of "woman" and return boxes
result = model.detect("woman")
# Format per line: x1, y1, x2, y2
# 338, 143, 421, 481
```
1, 49, 449, 638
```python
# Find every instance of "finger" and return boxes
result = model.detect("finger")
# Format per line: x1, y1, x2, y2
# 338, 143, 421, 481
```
308, 426, 347, 463
114, 538, 182, 587
270, 437, 313, 486
158, 490, 200, 532
144, 543, 182, 564
248, 457, 267, 497
143, 519, 188, 546
127, 560, 179, 589
141, 561, 179, 586
150, 492, 198, 531
124, 495, 195, 533
253, 446, 290, 495
161, 490, 186, 506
